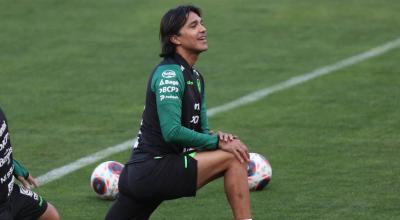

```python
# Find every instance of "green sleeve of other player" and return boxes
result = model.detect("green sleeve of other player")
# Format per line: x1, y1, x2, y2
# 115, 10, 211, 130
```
151, 65, 218, 151
13, 159, 29, 179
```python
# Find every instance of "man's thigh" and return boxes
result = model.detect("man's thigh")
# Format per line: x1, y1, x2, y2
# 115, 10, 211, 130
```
106, 193, 162, 220
120, 154, 198, 201
195, 149, 235, 188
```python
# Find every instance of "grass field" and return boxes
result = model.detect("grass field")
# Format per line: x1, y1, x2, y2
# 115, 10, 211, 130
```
1, 0, 400, 219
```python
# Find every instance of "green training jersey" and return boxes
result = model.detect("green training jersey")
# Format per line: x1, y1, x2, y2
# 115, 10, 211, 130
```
130, 54, 218, 160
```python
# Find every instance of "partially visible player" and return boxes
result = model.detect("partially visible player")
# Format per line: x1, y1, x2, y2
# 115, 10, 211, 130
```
106, 5, 252, 220
0, 107, 60, 220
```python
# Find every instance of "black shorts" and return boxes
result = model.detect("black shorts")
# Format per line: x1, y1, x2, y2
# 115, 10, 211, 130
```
0, 184, 48, 220
120, 153, 197, 200
106, 153, 197, 220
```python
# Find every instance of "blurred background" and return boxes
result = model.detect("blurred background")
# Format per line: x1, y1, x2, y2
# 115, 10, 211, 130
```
1, 0, 399, 219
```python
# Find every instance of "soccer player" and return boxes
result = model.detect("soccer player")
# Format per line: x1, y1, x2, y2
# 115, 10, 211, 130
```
0, 107, 60, 220
106, 5, 252, 220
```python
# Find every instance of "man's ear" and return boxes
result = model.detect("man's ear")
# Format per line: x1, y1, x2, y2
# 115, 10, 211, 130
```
170, 35, 181, 45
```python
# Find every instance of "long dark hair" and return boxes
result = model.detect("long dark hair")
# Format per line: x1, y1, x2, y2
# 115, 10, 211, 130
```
159, 5, 202, 57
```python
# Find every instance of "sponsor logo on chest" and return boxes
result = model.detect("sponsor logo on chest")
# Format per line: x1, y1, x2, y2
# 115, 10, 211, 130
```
161, 70, 176, 78
159, 79, 179, 86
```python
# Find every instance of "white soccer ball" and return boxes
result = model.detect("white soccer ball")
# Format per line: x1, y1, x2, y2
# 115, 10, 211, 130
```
247, 152, 272, 191
90, 161, 124, 200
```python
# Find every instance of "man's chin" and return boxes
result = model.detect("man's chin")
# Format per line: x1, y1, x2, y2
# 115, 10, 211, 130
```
199, 46, 208, 53
189, 45, 208, 55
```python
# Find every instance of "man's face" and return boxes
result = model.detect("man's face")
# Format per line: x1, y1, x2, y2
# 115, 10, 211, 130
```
174, 11, 208, 54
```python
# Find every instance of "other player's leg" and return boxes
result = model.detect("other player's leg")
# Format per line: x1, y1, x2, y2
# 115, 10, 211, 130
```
38, 203, 60, 220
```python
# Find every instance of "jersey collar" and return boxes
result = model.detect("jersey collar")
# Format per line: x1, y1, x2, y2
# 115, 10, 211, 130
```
173, 53, 192, 73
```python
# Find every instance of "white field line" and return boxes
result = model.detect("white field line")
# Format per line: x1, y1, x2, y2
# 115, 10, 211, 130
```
36, 37, 400, 186
37, 139, 136, 185
207, 37, 400, 116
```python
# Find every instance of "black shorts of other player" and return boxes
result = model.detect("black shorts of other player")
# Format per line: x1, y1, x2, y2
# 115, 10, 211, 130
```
0, 184, 48, 220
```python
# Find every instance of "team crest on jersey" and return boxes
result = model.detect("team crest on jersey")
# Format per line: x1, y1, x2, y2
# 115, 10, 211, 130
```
161, 70, 176, 78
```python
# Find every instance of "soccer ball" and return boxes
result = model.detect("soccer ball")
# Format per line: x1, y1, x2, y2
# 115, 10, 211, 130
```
247, 153, 272, 191
90, 161, 124, 200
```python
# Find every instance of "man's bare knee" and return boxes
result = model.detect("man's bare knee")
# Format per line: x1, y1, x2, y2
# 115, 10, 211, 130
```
226, 154, 247, 170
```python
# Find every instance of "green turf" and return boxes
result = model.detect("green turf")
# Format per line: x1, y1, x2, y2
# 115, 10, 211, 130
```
1, 0, 400, 219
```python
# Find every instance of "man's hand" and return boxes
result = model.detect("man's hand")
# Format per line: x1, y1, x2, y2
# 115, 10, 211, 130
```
217, 131, 237, 142
17, 173, 38, 189
218, 139, 250, 163
13, 159, 38, 189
